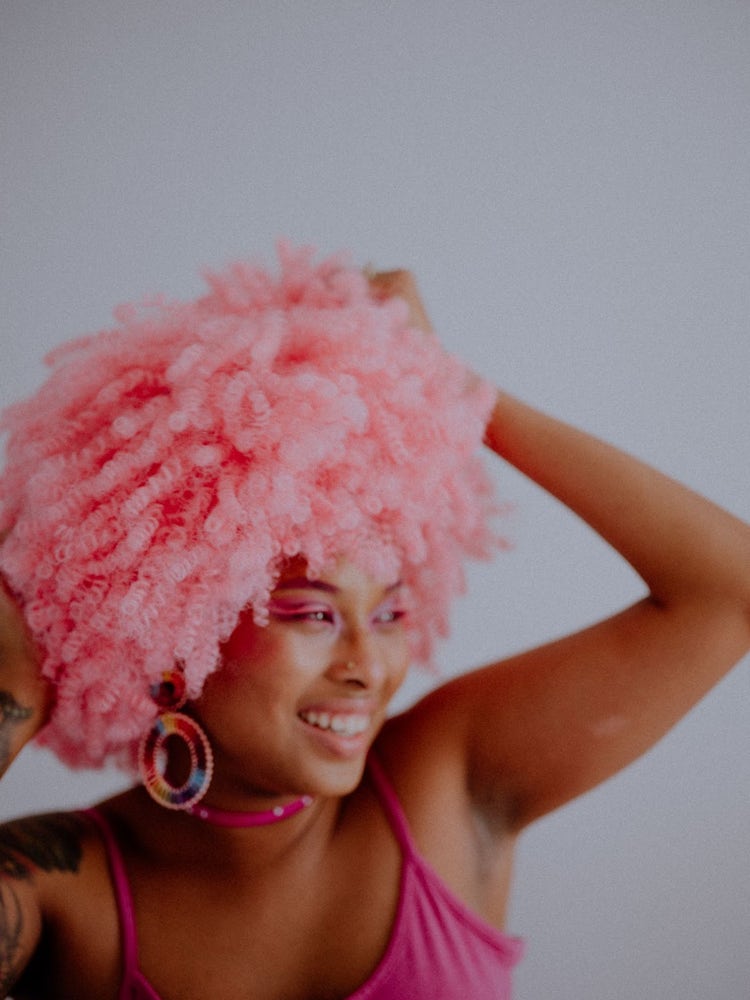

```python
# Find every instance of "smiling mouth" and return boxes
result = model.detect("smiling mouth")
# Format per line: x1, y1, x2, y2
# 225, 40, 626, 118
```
298, 711, 370, 738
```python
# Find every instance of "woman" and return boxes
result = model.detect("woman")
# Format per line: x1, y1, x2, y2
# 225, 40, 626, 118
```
0, 247, 748, 999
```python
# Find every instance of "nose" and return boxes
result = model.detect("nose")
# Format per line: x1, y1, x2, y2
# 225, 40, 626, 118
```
329, 627, 385, 689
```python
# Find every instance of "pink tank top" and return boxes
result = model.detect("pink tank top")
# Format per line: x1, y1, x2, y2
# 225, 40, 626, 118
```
85, 757, 524, 999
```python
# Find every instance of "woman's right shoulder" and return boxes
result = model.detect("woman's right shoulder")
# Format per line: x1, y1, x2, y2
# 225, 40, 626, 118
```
0, 809, 120, 998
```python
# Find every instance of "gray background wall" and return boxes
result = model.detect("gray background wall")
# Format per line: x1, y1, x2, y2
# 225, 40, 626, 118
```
1, 3, 748, 997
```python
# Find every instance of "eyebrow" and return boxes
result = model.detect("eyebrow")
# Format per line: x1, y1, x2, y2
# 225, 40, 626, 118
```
274, 577, 403, 595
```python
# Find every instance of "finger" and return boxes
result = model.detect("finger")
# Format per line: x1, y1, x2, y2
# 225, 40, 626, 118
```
365, 269, 433, 334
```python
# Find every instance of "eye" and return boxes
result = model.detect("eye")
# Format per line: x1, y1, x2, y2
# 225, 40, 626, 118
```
303, 609, 333, 623
268, 600, 337, 627
372, 606, 407, 627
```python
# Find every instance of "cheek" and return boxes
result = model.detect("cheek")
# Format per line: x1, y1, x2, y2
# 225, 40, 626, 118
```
220, 612, 267, 662
202, 624, 273, 706
220, 618, 299, 680
214, 621, 322, 701
196, 656, 286, 738
395, 658, 410, 690
385, 637, 411, 691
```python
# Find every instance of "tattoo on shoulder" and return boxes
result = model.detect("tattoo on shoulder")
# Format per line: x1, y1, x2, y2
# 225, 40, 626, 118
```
0, 880, 23, 996
0, 691, 33, 773
0, 814, 86, 881
0, 814, 85, 996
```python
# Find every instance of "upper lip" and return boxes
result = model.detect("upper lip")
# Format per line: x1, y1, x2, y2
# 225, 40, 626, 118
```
297, 698, 378, 716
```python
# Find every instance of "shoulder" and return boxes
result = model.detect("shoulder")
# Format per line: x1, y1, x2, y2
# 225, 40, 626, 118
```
373, 704, 519, 928
375, 676, 485, 818
0, 811, 92, 880
374, 695, 500, 854
0, 809, 122, 999
0, 811, 97, 997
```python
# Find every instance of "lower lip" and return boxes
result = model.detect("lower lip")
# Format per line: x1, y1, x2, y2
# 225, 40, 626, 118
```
298, 717, 371, 759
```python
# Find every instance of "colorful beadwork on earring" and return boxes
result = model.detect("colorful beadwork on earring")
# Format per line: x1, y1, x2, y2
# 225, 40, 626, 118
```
150, 668, 187, 710
138, 669, 214, 811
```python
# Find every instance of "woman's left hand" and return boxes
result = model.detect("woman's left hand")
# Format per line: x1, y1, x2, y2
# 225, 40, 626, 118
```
366, 268, 434, 335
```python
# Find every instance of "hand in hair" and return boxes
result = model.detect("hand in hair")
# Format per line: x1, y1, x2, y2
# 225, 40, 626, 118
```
366, 269, 434, 335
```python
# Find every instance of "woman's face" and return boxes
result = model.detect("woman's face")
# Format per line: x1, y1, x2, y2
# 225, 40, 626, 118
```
193, 556, 411, 804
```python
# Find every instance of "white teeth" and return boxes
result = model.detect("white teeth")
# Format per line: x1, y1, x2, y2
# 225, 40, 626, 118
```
300, 711, 369, 737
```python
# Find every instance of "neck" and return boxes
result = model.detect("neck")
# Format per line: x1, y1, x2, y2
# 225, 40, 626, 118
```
186, 794, 314, 828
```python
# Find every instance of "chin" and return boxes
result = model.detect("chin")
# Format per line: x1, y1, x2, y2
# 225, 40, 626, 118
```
305, 753, 370, 799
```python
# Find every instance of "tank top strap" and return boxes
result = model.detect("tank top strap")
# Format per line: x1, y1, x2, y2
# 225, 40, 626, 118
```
366, 752, 418, 858
83, 807, 140, 975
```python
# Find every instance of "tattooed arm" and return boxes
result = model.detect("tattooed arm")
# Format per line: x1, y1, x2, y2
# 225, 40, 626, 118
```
0, 591, 52, 994
0, 813, 86, 998
0, 576, 51, 779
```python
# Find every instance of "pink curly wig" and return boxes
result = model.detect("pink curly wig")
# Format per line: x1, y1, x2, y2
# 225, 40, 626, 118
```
0, 244, 503, 770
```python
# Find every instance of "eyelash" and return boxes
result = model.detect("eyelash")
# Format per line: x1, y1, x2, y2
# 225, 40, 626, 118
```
268, 603, 335, 623
372, 608, 407, 626
295, 609, 334, 624
268, 603, 406, 628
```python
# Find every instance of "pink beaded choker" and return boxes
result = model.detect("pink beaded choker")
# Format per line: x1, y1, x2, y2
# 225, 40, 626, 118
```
186, 794, 314, 828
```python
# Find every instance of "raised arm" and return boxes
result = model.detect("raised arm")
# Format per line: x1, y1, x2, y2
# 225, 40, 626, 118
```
0, 568, 50, 780
442, 388, 750, 831
0, 543, 56, 995
372, 270, 750, 832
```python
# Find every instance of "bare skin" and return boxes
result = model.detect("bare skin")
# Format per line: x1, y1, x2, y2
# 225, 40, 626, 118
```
1, 273, 749, 998
0, 571, 50, 781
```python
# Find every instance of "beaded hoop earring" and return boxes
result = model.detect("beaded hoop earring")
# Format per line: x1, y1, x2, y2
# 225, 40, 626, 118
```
138, 669, 214, 811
